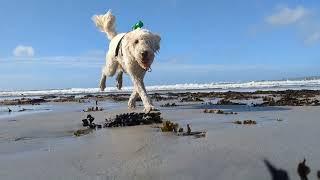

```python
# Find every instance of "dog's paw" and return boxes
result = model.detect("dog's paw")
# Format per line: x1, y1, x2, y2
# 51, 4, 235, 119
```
143, 106, 159, 113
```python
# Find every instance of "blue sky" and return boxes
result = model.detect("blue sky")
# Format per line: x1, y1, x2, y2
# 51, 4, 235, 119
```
0, 0, 320, 90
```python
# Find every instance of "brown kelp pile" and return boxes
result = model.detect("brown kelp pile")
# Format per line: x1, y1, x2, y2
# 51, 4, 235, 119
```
104, 112, 162, 127
74, 112, 163, 136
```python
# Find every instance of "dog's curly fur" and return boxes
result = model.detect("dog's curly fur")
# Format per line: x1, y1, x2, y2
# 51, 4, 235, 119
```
92, 10, 161, 112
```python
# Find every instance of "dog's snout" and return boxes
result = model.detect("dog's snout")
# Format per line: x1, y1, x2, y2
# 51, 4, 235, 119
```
141, 51, 148, 59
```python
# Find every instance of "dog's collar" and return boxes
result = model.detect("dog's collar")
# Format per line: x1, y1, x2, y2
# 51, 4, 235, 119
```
115, 34, 126, 57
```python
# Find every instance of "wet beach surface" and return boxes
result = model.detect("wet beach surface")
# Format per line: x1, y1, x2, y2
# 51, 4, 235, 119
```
0, 90, 320, 180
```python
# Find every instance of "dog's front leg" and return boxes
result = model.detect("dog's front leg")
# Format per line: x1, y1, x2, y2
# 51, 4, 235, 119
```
132, 78, 158, 113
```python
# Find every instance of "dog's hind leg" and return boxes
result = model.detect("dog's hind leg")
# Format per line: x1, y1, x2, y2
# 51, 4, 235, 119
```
99, 57, 118, 91
99, 73, 107, 91
116, 70, 123, 90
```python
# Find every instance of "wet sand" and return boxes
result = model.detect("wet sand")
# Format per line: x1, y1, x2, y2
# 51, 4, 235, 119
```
0, 98, 320, 180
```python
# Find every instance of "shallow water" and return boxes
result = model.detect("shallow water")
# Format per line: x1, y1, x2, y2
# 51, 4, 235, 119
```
0, 104, 52, 119
0, 100, 125, 119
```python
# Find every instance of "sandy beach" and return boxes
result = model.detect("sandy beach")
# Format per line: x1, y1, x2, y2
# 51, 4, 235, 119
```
0, 91, 320, 180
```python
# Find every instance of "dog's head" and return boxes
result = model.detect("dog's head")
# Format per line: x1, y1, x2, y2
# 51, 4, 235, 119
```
124, 29, 161, 71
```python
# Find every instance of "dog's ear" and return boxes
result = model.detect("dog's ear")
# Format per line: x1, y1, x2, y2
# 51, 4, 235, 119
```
152, 33, 161, 53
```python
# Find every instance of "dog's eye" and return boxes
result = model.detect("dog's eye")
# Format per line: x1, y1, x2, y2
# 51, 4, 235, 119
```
134, 40, 139, 44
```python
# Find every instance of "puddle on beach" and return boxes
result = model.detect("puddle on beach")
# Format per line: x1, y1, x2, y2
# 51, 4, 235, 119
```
0, 106, 52, 119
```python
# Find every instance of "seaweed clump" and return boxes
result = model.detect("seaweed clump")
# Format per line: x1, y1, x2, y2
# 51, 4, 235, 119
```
104, 112, 163, 128
233, 120, 257, 125
74, 128, 93, 137
75, 112, 163, 136
160, 120, 179, 132
217, 99, 245, 105
160, 121, 206, 138
203, 109, 237, 114
160, 103, 178, 107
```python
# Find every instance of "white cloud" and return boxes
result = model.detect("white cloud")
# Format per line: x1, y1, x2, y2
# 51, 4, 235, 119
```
304, 31, 320, 44
13, 45, 35, 57
265, 6, 309, 25
1, 49, 106, 68
262, 5, 320, 45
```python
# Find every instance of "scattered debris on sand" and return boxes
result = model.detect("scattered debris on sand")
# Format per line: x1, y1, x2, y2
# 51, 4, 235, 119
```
40, 95, 57, 99
105, 94, 129, 102
180, 96, 204, 102
259, 96, 320, 106
74, 114, 103, 136
151, 93, 177, 101
217, 99, 245, 105
297, 159, 310, 180
52, 96, 76, 103
81, 114, 102, 129
2, 90, 320, 107
193, 132, 206, 138
203, 109, 237, 114
179, 131, 206, 137
160, 120, 179, 132
18, 108, 28, 112
179, 124, 206, 137
14, 137, 33, 141
233, 120, 242, 125
83, 106, 104, 112
160, 103, 178, 107
256, 90, 320, 106
74, 128, 93, 136
159, 121, 206, 138
233, 120, 257, 125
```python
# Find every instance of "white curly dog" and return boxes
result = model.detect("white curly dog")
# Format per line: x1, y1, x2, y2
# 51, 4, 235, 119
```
92, 10, 161, 113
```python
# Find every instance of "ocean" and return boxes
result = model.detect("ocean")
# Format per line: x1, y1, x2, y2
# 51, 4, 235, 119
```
1, 79, 320, 98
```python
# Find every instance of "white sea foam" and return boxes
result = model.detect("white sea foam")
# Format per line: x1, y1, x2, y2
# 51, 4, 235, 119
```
1, 79, 320, 97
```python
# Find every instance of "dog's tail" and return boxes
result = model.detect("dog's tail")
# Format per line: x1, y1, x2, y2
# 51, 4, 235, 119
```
92, 10, 117, 40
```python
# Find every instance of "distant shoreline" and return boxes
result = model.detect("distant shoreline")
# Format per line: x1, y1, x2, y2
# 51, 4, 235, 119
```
1, 79, 320, 98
